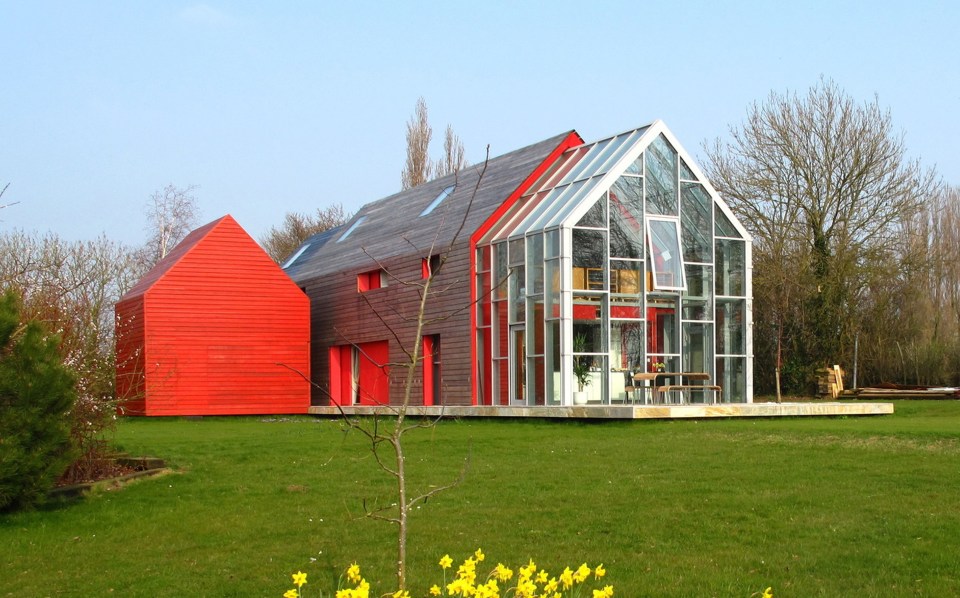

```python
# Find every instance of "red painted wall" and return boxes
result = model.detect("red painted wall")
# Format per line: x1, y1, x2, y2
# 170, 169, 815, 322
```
115, 215, 310, 416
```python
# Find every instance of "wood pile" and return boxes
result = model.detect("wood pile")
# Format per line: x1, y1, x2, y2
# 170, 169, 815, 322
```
817, 365, 845, 399
844, 383, 959, 400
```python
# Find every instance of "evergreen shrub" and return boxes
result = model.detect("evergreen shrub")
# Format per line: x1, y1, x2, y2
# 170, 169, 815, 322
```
0, 290, 77, 512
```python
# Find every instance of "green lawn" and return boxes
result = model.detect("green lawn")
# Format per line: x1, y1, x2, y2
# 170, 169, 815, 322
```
3, 401, 960, 596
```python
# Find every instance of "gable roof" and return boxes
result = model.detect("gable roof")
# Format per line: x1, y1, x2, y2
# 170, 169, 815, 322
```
284, 131, 577, 282
119, 214, 287, 302
120, 216, 229, 301
481, 119, 752, 243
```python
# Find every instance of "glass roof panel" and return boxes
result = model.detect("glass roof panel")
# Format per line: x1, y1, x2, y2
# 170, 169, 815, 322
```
419, 184, 456, 217
715, 204, 743, 238
556, 138, 611, 186
337, 215, 367, 242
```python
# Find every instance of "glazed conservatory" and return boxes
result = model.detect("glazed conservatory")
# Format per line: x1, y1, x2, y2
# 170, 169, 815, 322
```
474, 122, 752, 406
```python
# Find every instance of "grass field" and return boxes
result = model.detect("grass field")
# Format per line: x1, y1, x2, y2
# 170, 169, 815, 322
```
3, 401, 960, 596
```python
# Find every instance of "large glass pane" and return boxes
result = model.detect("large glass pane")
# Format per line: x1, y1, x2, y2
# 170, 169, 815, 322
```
716, 356, 746, 403
645, 134, 678, 216
545, 228, 561, 258
510, 266, 525, 322
715, 239, 746, 297
681, 182, 712, 263
610, 258, 642, 293
611, 320, 644, 372
572, 228, 607, 291
715, 206, 742, 238
576, 193, 607, 228
546, 319, 561, 405
716, 299, 745, 355
682, 322, 713, 376
647, 218, 685, 290
494, 243, 508, 300
573, 293, 606, 353
508, 237, 525, 265
609, 176, 644, 259
527, 355, 545, 405
683, 264, 712, 320
679, 157, 696, 181
527, 233, 544, 295
646, 295, 678, 358
544, 258, 560, 319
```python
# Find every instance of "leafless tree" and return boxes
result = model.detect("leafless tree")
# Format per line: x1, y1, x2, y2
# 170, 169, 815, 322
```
0, 183, 18, 213
144, 184, 199, 265
401, 97, 432, 190
705, 77, 939, 391
260, 203, 350, 263
434, 124, 467, 179
312, 149, 490, 589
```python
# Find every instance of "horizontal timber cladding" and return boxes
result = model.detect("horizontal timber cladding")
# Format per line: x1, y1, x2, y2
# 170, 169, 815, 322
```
304, 238, 474, 407
116, 215, 311, 416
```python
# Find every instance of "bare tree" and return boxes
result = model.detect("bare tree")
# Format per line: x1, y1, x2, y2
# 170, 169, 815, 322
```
401, 97, 432, 190
434, 124, 467, 179
0, 183, 18, 213
314, 150, 490, 589
705, 77, 939, 391
260, 204, 350, 263
144, 184, 199, 265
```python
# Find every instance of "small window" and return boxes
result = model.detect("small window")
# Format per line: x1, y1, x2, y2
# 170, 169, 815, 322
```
419, 185, 456, 217
646, 217, 687, 291
357, 268, 387, 292
338, 216, 367, 242
422, 254, 443, 279
281, 244, 310, 269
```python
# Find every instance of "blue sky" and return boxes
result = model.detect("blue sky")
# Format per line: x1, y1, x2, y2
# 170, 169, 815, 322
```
2, 1, 958, 247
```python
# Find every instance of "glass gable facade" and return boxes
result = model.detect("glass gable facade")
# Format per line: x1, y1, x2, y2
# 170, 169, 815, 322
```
476, 123, 751, 406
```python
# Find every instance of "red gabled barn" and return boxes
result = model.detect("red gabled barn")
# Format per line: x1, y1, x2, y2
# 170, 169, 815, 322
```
115, 215, 310, 416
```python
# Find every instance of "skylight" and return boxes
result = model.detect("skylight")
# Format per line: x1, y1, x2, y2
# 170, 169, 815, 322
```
337, 216, 367, 242
419, 184, 456, 217
281, 244, 310, 269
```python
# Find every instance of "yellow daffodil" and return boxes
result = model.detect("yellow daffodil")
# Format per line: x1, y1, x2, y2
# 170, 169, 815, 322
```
347, 562, 361, 583
602, 584, 614, 596
762, 588, 773, 598
559, 567, 574, 590
494, 563, 513, 582
429, 584, 441, 596
283, 590, 299, 598
536, 570, 549, 584
391, 590, 410, 598
292, 571, 307, 588
439, 554, 453, 569
573, 563, 591, 583
474, 548, 485, 562
593, 564, 606, 579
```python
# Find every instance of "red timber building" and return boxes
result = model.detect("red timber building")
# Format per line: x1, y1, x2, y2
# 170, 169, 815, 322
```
284, 121, 753, 408
115, 215, 311, 416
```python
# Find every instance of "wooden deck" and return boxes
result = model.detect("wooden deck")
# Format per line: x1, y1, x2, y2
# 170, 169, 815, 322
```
308, 401, 894, 420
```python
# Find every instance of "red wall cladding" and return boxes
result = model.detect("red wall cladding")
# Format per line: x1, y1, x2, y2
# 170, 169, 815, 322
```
115, 215, 311, 416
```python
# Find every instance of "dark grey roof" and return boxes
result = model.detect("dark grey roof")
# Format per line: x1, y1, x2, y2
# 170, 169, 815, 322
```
285, 131, 574, 282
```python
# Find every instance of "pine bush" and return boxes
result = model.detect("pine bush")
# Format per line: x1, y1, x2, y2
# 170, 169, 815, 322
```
0, 290, 77, 512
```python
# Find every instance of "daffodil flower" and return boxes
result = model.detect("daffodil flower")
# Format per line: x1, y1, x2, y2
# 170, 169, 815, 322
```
291, 571, 307, 588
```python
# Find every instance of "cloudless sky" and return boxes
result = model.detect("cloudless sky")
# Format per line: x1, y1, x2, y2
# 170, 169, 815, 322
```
2, 1, 958, 247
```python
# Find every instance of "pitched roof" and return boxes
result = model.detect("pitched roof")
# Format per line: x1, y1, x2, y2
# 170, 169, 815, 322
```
284, 131, 576, 282
120, 215, 231, 301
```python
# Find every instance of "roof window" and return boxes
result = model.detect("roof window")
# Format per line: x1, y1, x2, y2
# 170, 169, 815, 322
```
419, 184, 456, 217
337, 216, 367, 242
281, 244, 311, 269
